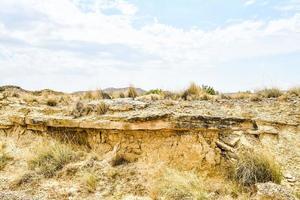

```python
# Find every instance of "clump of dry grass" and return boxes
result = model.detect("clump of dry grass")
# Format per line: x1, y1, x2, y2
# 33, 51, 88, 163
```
229, 150, 282, 186
72, 101, 109, 117
128, 86, 138, 99
46, 99, 57, 107
82, 89, 111, 100
28, 142, 77, 177
81, 172, 98, 193
256, 88, 282, 98
119, 92, 125, 98
287, 87, 300, 97
182, 82, 203, 100
151, 168, 207, 200
96, 102, 109, 115
0, 143, 13, 170
250, 94, 262, 102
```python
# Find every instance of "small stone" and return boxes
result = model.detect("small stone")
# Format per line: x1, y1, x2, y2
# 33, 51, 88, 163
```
287, 177, 296, 183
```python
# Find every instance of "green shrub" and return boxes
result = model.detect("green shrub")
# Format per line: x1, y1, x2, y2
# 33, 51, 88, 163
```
202, 85, 217, 95
28, 142, 76, 177
146, 89, 164, 95
229, 150, 282, 186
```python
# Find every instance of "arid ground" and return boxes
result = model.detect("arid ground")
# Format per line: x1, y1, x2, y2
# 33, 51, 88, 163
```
0, 85, 299, 200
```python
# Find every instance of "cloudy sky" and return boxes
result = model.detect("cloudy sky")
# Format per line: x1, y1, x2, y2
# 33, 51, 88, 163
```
0, 0, 299, 92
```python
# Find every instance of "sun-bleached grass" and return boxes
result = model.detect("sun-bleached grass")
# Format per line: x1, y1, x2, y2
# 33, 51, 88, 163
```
151, 168, 207, 200
128, 86, 138, 99
0, 143, 13, 170
229, 150, 282, 186
81, 171, 98, 193
28, 142, 77, 177
256, 88, 282, 98
287, 87, 300, 96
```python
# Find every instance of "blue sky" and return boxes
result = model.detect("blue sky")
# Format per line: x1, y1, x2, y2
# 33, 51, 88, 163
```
0, 0, 299, 92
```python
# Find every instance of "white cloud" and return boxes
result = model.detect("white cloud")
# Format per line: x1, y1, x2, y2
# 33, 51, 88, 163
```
244, 0, 256, 6
0, 0, 300, 91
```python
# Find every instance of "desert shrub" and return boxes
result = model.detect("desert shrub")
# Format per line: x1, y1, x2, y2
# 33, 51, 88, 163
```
182, 82, 203, 100
152, 168, 207, 200
128, 86, 138, 99
99, 90, 112, 99
28, 142, 76, 177
163, 91, 180, 100
250, 94, 262, 102
202, 85, 217, 95
287, 87, 300, 96
96, 102, 109, 115
146, 89, 164, 95
257, 88, 282, 98
0, 143, 13, 170
119, 92, 125, 98
231, 92, 251, 100
72, 101, 109, 117
46, 99, 57, 107
83, 89, 111, 100
81, 172, 98, 193
229, 150, 282, 186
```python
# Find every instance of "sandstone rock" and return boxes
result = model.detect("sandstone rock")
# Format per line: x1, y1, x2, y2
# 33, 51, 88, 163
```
220, 133, 240, 147
216, 140, 234, 152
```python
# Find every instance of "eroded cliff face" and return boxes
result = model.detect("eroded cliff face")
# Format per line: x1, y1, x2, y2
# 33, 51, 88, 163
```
0, 87, 299, 199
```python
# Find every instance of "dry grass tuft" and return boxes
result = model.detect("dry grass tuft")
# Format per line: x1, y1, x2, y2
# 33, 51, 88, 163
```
229, 150, 282, 186
46, 99, 58, 107
81, 172, 98, 193
0, 143, 13, 170
28, 142, 77, 177
119, 92, 125, 98
152, 168, 207, 200
182, 82, 203, 99
96, 102, 109, 115
287, 87, 300, 97
128, 86, 138, 99
257, 88, 282, 98
72, 101, 109, 117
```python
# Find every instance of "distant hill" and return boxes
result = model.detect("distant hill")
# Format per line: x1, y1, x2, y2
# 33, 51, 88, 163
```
72, 87, 146, 95
102, 87, 145, 95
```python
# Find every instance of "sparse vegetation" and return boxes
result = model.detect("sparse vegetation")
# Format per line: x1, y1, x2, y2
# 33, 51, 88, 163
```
28, 142, 77, 177
128, 86, 138, 99
257, 88, 282, 98
0, 143, 13, 170
46, 99, 57, 107
146, 89, 164, 95
81, 172, 98, 193
202, 85, 217, 95
152, 168, 207, 200
288, 87, 300, 96
96, 102, 109, 115
181, 82, 203, 100
229, 150, 282, 186
119, 92, 125, 98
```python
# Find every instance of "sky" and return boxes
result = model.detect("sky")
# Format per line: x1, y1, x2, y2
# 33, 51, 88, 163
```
0, 0, 299, 92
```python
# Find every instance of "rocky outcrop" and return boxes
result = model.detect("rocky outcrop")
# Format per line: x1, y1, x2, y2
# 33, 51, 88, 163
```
0, 92, 299, 191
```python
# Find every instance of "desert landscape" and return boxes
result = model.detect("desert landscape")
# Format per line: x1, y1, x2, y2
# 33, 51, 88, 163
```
0, 84, 299, 200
